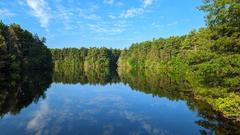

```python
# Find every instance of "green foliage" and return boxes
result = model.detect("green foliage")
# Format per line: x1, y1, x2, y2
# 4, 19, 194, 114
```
0, 21, 52, 72
51, 47, 121, 71
196, 87, 240, 121
212, 93, 240, 120
118, 36, 185, 71
117, 0, 240, 121
199, 0, 240, 54
199, 0, 240, 34
0, 22, 52, 118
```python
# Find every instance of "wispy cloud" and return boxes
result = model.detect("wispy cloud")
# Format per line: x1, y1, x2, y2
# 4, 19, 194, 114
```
88, 4, 99, 12
119, 0, 155, 19
143, 0, 154, 7
88, 24, 107, 33
103, 0, 123, 6
120, 8, 144, 18
108, 15, 117, 19
56, 5, 73, 30
152, 22, 163, 29
121, 111, 169, 135
167, 21, 179, 26
27, 101, 50, 135
152, 21, 179, 29
103, 0, 114, 5
79, 11, 101, 20
0, 8, 15, 17
76, 4, 101, 21
87, 20, 128, 35
26, 0, 51, 28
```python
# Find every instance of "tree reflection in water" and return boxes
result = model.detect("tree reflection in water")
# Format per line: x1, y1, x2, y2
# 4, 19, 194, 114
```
0, 69, 52, 118
0, 66, 239, 135
118, 69, 240, 135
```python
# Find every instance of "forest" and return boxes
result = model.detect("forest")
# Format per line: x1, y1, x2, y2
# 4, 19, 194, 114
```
0, 0, 239, 122
51, 47, 121, 72
0, 22, 52, 85
0, 22, 52, 70
118, 0, 240, 121
0, 22, 53, 118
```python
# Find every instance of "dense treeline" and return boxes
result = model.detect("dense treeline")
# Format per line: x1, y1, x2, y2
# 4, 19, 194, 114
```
0, 21, 53, 118
118, 28, 240, 89
51, 47, 121, 71
51, 47, 121, 85
118, 0, 240, 121
0, 0, 239, 124
0, 22, 52, 74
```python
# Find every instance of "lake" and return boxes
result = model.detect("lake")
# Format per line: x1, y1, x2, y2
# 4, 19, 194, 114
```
0, 69, 239, 135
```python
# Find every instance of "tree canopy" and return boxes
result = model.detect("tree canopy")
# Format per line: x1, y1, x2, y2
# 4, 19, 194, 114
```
0, 21, 52, 73
117, 0, 240, 121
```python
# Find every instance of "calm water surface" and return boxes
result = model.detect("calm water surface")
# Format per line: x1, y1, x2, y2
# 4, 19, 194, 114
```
0, 69, 239, 135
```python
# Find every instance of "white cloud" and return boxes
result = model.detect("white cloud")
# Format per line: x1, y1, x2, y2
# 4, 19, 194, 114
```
108, 15, 117, 19
0, 8, 15, 17
26, 0, 51, 28
104, 0, 114, 5
79, 11, 101, 20
120, 8, 144, 18
119, 0, 156, 19
89, 4, 99, 12
143, 0, 154, 7
88, 24, 107, 33
152, 20, 179, 30
121, 111, 169, 135
167, 21, 179, 26
56, 6, 73, 30
116, 2, 124, 7
87, 20, 127, 35
152, 23, 163, 28
27, 101, 50, 135
84, 14, 101, 20
76, 4, 101, 21
104, 0, 123, 6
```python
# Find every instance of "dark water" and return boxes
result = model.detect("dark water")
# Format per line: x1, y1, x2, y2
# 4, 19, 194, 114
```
0, 69, 239, 135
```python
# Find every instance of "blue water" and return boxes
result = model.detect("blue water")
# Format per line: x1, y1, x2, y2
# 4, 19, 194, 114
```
0, 83, 207, 135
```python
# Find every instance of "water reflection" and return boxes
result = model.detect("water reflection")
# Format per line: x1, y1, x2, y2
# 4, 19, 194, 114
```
0, 67, 239, 135
118, 69, 240, 135
119, 69, 193, 101
53, 66, 120, 85
0, 70, 52, 118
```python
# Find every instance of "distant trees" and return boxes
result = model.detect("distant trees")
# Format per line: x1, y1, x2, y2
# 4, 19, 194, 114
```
51, 47, 121, 71
118, 36, 185, 71
51, 47, 122, 85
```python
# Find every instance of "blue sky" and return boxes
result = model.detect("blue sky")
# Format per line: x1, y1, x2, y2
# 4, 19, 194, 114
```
0, 0, 205, 49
